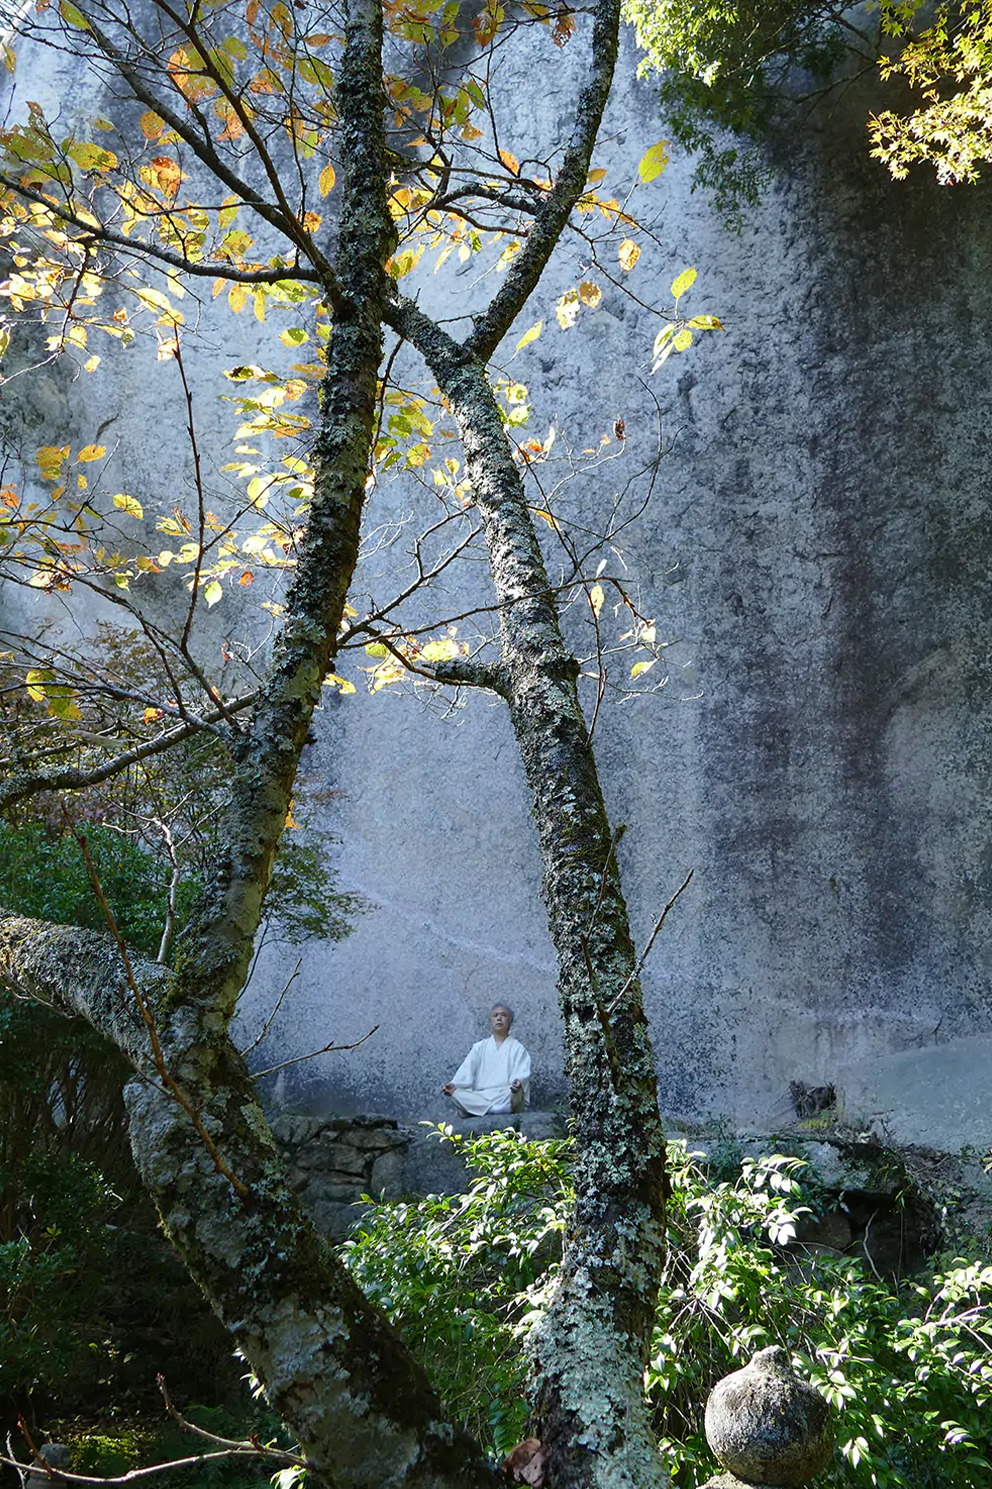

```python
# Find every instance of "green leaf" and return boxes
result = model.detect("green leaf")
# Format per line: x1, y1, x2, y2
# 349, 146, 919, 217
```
687, 313, 723, 330
68, 141, 116, 171
59, 1, 89, 28
674, 327, 693, 351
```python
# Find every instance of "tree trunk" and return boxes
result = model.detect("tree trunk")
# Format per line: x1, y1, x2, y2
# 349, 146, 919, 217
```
0, 910, 495, 1489
387, 309, 668, 1489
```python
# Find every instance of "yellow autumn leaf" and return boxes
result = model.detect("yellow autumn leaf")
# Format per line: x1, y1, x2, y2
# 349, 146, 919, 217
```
631, 659, 656, 679
421, 637, 462, 662
139, 111, 164, 140
136, 286, 172, 313
674, 327, 693, 351
578, 281, 602, 308
687, 313, 724, 330
203, 579, 223, 607
618, 239, 640, 273
586, 167, 607, 185
498, 148, 519, 175
514, 320, 543, 355
76, 444, 106, 463
113, 493, 144, 518
318, 162, 336, 196
637, 141, 670, 183
323, 672, 356, 694
36, 446, 69, 480
671, 267, 697, 299
555, 287, 580, 330
589, 582, 605, 617
228, 283, 247, 313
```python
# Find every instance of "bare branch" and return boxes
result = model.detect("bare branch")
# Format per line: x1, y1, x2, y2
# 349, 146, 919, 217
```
252, 1024, 379, 1080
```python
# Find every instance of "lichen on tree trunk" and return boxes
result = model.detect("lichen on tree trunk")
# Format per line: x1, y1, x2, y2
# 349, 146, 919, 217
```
385, 306, 668, 1489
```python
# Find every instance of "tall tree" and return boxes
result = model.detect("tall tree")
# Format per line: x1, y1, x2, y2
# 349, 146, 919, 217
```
0, 1, 679, 1485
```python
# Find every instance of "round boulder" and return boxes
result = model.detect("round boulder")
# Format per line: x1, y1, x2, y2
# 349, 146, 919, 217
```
704, 1346, 833, 1487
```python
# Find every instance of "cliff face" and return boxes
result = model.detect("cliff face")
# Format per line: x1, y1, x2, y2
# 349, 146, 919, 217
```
290, 39, 992, 1143
3, 22, 991, 1148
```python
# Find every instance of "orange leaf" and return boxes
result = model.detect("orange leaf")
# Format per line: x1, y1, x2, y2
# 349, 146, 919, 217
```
498, 148, 519, 175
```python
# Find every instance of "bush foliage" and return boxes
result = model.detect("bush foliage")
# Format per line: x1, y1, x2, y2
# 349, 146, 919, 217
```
345, 1129, 992, 1487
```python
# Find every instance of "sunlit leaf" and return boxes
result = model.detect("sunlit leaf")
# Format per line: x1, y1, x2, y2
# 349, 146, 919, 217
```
578, 281, 602, 308
139, 111, 164, 140
318, 162, 336, 196
637, 141, 670, 183
687, 313, 724, 330
323, 672, 356, 694
68, 141, 117, 172
113, 493, 144, 518
59, 2, 89, 29
498, 148, 519, 175
555, 287, 580, 330
76, 444, 106, 463
421, 637, 463, 662
618, 239, 640, 273
589, 583, 605, 617
514, 320, 543, 354
203, 580, 223, 607
671, 267, 696, 299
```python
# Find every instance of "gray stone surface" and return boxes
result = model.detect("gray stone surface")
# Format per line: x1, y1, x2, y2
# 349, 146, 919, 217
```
249, 36, 992, 1148
837, 1037, 992, 1151
4, 22, 992, 1151
705, 1347, 833, 1487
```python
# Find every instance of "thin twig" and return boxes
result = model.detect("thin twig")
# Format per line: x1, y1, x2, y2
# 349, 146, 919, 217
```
239, 957, 302, 1057
252, 1025, 379, 1080
604, 868, 695, 1017
157, 1376, 301, 1462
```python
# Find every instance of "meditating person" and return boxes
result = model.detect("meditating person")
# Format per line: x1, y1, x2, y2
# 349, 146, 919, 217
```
442, 1004, 531, 1115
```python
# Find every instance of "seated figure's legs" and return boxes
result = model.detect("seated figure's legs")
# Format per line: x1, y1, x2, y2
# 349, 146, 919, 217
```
448, 1091, 475, 1116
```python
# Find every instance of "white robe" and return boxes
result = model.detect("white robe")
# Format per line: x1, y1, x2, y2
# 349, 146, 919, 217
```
448, 1035, 531, 1116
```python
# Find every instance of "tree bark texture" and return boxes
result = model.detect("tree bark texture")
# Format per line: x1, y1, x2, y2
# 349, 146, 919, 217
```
0, 910, 495, 1489
387, 310, 668, 1489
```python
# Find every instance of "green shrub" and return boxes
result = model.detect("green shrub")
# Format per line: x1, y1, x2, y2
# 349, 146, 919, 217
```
345, 1130, 992, 1485
342, 1126, 573, 1457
